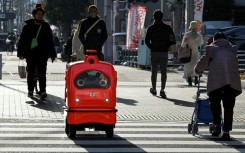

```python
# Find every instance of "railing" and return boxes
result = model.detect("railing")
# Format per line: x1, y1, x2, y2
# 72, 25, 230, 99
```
116, 48, 245, 72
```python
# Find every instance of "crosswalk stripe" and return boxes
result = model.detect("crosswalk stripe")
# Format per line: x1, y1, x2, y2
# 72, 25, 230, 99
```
1, 148, 245, 153
1, 127, 245, 132
0, 140, 244, 145
0, 120, 245, 153
0, 133, 245, 138
0, 122, 189, 126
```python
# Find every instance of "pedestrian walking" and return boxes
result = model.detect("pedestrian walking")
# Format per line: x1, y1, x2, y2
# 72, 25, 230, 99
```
181, 21, 203, 86
64, 29, 76, 63
72, 21, 85, 61
194, 32, 242, 141
17, 4, 56, 99
6, 33, 16, 55
53, 33, 60, 53
79, 5, 108, 60
145, 9, 176, 98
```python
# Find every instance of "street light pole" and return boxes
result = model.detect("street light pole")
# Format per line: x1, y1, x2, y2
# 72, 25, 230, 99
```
104, 0, 113, 63
185, 0, 194, 32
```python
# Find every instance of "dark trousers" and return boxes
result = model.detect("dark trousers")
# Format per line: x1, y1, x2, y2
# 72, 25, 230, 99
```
150, 52, 168, 90
209, 85, 236, 132
26, 57, 48, 93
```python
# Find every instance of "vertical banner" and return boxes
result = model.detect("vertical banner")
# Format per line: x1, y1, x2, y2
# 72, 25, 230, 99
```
126, 4, 146, 49
194, 0, 204, 31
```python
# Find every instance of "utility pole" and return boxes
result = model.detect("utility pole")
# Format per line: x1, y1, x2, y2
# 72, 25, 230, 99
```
113, 0, 118, 34
104, 0, 113, 63
94, 0, 97, 6
185, 0, 194, 32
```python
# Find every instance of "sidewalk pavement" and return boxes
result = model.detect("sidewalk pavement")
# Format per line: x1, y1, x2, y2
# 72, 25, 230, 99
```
1, 51, 245, 122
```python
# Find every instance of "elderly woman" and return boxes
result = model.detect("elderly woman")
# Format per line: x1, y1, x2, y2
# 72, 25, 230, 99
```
194, 32, 242, 141
181, 21, 203, 86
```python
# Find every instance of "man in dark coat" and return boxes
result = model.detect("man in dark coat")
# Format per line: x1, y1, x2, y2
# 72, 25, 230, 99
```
53, 32, 60, 53
145, 9, 176, 99
17, 4, 56, 99
64, 29, 76, 63
79, 5, 108, 60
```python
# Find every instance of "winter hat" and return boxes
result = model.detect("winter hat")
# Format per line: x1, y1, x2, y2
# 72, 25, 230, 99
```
189, 21, 198, 30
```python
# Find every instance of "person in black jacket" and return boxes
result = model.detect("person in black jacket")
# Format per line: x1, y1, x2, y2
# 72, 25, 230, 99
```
79, 5, 108, 60
145, 9, 176, 99
17, 4, 56, 99
64, 29, 76, 63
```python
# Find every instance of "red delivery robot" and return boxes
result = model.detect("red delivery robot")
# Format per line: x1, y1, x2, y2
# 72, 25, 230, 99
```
64, 50, 117, 138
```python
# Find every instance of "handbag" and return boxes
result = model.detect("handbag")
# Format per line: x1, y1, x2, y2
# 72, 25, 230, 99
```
31, 24, 42, 49
178, 45, 192, 64
18, 60, 26, 79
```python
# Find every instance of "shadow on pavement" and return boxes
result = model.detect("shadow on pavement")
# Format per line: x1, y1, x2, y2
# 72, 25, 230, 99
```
166, 97, 195, 107
70, 134, 146, 152
116, 97, 138, 106
197, 135, 245, 152
26, 94, 65, 113
0, 82, 27, 94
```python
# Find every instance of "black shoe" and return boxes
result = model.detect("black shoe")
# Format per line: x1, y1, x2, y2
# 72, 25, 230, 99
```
222, 132, 231, 141
150, 88, 157, 96
194, 76, 199, 86
40, 92, 47, 99
28, 91, 33, 98
211, 125, 221, 136
188, 77, 192, 86
160, 90, 167, 99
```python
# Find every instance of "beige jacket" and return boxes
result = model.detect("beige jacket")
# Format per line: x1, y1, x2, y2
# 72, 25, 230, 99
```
72, 29, 85, 61
181, 31, 203, 79
194, 39, 242, 96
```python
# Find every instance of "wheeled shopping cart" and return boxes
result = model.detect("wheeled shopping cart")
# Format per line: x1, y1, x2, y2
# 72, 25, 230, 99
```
188, 76, 214, 136
64, 50, 117, 138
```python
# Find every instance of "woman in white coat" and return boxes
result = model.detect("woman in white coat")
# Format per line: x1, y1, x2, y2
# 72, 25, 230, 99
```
181, 21, 203, 86
72, 21, 85, 61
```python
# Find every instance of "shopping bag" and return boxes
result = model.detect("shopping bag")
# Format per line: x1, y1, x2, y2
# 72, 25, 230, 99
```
178, 45, 192, 64
18, 60, 26, 79
30, 38, 38, 49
